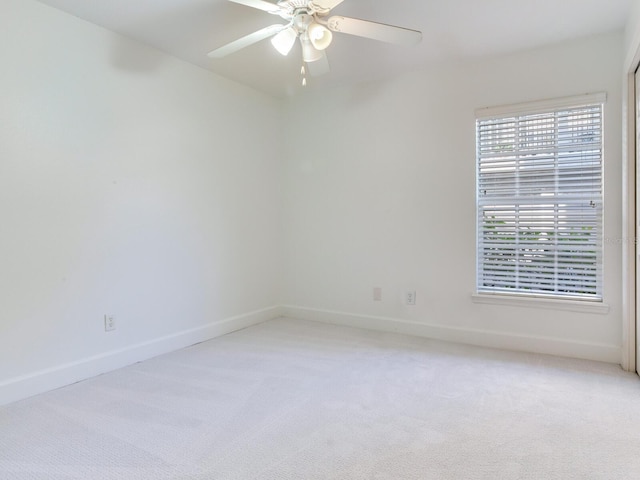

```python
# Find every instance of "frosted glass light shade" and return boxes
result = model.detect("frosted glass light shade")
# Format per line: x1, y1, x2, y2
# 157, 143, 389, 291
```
307, 23, 333, 50
271, 27, 297, 56
300, 34, 323, 62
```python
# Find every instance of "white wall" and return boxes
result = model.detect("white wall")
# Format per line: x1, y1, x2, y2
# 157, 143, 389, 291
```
282, 32, 624, 363
0, 0, 283, 404
624, 0, 640, 65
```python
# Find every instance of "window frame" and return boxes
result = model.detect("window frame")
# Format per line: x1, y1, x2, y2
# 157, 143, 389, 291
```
474, 93, 607, 305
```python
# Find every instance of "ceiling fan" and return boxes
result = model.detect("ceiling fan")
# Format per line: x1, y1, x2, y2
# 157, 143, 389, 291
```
207, 0, 422, 81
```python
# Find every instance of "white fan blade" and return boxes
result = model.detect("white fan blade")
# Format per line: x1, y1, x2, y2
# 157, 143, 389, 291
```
229, 0, 280, 14
327, 16, 422, 46
306, 51, 330, 77
207, 24, 286, 58
312, 0, 344, 10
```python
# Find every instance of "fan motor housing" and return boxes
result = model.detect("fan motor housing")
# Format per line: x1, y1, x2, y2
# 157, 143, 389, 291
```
277, 0, 328, 19
278, 0, 311, 10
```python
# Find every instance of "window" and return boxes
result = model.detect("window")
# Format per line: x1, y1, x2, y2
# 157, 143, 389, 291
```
476, 93, 605, 301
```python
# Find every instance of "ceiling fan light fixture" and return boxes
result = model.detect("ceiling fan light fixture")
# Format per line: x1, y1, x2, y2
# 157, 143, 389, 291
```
271, 27, 297, 56
300, 33, 323, 62
307, 22, 333, 50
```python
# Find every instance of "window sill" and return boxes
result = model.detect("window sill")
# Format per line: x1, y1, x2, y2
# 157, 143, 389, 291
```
471, 293, 610, 314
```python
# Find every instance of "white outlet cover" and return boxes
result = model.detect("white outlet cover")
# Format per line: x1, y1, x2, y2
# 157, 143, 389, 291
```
104, 315, 116, 332
406, 291, 417, 305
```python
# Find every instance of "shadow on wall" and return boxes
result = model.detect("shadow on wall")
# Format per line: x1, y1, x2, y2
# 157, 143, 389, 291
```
106, 1, 238, 74
108, 35, 166, 73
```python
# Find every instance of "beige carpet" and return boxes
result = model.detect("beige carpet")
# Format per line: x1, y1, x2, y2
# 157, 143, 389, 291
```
1, 317, 640, 479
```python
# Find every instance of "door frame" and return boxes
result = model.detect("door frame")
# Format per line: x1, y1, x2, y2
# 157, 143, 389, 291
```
623, 41, 639, 373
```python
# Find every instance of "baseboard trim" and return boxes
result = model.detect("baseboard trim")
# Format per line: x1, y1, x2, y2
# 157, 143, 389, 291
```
0, 306, 282, 406
282, 305, 622, 364
2, 304, 622, 406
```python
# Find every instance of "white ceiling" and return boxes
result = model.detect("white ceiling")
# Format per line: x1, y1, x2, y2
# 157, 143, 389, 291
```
36, 0, 632, 98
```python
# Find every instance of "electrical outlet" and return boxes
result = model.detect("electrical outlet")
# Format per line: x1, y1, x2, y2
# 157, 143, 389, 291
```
104, 314, 116, 332
373, 287, 382, 301
406, 291, 416, 305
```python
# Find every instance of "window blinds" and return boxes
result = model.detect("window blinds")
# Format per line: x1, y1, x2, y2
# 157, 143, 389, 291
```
476, 95, 604, 300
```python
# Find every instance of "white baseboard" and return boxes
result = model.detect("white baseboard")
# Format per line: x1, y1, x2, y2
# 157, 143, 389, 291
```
0, 306, 282, 407
282, 305, 622, 365
2, 304, 622, 407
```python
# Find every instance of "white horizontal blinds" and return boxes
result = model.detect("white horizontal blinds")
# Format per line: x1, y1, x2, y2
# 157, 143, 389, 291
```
477, 98, 603, 300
